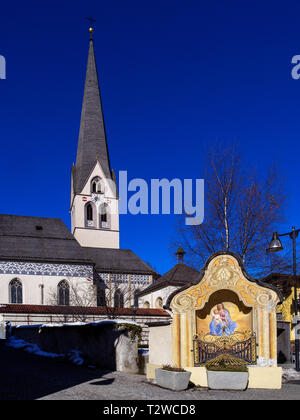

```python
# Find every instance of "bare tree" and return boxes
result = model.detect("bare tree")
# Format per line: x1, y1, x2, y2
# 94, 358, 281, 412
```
102, 279, 140, 319
175, 144, 287, 277
47, 274, 141, 321
47, 279, 98, 322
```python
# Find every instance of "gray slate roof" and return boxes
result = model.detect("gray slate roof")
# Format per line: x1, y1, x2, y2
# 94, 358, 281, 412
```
83, 247, 157, 275
137, 263, 200, 296
0, 214, 157, 275
74, 38, 112, 194
0, 214, 92, 264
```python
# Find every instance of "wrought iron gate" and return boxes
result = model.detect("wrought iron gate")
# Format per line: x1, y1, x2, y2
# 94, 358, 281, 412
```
193, 333, 257, 366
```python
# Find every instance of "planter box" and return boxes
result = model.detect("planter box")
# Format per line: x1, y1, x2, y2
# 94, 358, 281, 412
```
155, 368, 191, 391
207, 370, 249, 390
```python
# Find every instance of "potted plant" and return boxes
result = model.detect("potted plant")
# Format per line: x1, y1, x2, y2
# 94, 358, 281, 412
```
155, 365, 192, 391
206, 359, 249, 390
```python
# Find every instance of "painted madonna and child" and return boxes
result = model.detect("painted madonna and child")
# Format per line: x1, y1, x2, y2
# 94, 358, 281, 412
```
197, 293, 252, 341
210, 303, 237, 336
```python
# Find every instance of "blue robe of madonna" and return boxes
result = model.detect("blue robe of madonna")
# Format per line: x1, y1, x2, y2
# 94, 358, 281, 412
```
209, 310, 237, 336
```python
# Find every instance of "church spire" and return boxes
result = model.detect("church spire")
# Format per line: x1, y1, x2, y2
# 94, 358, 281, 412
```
74, 28, 112, 194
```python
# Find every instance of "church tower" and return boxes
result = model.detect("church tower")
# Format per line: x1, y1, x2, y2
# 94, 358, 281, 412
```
70, 28, 120, 249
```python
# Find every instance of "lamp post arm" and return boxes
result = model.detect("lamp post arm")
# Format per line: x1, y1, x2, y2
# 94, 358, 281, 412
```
277, 228, 300, 238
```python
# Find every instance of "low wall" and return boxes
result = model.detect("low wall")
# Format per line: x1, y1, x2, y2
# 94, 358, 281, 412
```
0, 304, 171, 346
148, 322, 172, 365
10, 320, 139, 373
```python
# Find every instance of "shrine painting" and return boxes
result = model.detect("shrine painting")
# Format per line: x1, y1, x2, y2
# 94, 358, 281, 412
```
209, 303, 237, 336
196, 291, 252, 340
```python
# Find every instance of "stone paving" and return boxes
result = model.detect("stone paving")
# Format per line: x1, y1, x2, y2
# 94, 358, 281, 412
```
0, 342, 299, 400
39, 370, 300, 400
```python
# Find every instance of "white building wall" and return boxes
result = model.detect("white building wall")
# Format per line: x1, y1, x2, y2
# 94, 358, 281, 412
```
0, 261, 152, 308
0, 260, 95, 306
0, 273, 96, 306
138, 285, 180, 309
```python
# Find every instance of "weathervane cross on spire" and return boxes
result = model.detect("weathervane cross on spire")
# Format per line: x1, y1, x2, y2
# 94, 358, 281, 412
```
85, 16, 96, 38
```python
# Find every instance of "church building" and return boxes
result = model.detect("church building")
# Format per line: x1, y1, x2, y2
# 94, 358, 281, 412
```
0, 29, 157, 309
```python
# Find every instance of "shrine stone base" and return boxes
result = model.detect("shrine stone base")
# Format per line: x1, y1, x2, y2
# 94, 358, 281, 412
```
146, 363, 282, 389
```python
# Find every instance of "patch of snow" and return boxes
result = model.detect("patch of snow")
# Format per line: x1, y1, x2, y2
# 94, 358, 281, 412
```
16, 324, 43, 329
282, 368, 300, 383
6, 336, 61, 359
13, 319, 139, 330
89, 319, 139, 327
67, 350, 84, 366
40, 322, 86, 328
36, 319, 139, 329
5, 336, 90, 366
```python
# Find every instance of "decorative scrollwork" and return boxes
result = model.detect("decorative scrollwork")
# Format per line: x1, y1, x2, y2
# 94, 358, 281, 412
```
197, 330, 253, 347
257, 292, 272, 306
172, 294, 195, 313
171, 254, 280, 312
204, 353, 249, 368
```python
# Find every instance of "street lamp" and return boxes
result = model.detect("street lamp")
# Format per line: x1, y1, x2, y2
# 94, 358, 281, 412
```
267, 226, 300, 371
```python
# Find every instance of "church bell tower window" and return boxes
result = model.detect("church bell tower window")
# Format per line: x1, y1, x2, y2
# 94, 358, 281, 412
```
85, 202, 95, 227
91, 177, 103, 194
99, 203, 110, 229
87, 203, 93, 221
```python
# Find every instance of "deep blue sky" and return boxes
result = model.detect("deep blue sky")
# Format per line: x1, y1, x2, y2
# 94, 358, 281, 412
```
1, 0, 300, 275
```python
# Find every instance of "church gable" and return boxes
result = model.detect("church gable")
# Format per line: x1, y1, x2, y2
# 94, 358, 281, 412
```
80, 160, 117, 198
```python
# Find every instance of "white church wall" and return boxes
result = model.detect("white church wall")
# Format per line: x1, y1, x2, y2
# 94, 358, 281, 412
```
74, 227, 120, 249
0, 261, 95, 306
138, 285, 180, 309
0, 274, 96, 306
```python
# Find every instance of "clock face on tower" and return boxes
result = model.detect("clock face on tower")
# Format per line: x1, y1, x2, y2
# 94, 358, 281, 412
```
91, 194, 99, 203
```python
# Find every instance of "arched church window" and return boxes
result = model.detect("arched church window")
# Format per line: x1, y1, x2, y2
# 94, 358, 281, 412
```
143, 301, 150, 309
114, 289, 124, 308
99, 203, 110, 229
9, 279, 22, 304
87, 203, 93, 221
57, 280, 70, 306
134, 289, 140, 307
155, 297, 163, 308
85, 202, 96, 227
97, 287, 106, 307
91, 177, 103, 194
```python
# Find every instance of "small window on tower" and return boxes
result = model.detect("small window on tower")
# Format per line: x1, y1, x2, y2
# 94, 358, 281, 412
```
99, 203, 110, 229
87, 203, 93, 221
101, 211, 107, 223
85, 202, 95, 227
91, 177, 103, 194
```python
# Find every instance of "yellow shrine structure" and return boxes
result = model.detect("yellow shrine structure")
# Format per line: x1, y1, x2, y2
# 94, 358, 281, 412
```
147, 252, 283, 389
